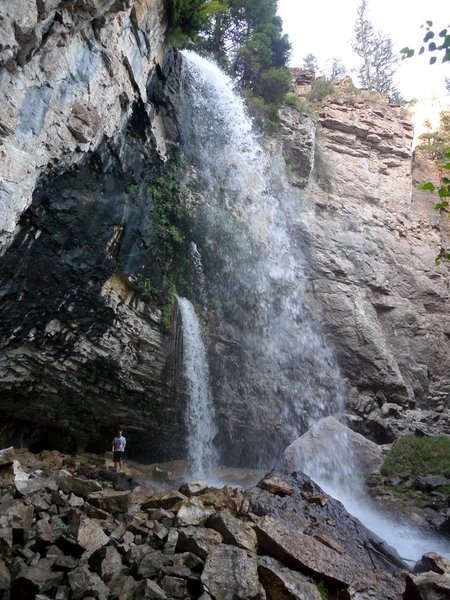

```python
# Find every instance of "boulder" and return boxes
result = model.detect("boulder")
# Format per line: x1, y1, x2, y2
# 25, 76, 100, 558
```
175, 526, 223, 560
11, 559, 64, 599
258, 555, 322, 600
87, 490, 131, 514
179, 481, 209, 497
0, 560, 11, 598
201, 545, 264, 600
283, 416, 383, 477
67, 565, 108, 600
258, 474, 294, 497
134, 578, 167, 599
0, 447, 14, 466
253, 515, 371, 588
176, 497, 214, 526
206, 509, 257, 552
160, 575, 186, 598
142, 491, 187, 511
404, 570, 450, 600
56, 470, 103, 497
88, 546, 122, 582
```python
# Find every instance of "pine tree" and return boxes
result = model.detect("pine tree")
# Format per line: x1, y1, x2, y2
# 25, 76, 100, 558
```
303, 53, 318, 72
352, 0, 398, 96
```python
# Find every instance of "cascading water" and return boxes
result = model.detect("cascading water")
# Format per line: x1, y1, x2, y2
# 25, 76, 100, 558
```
177, 295, 218, 479
175, 50, 450, 560
178, 50, 353, 480
190, 242, 208, 311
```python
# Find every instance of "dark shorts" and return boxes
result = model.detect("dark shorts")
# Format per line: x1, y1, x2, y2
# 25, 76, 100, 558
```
113, 451, 124, 462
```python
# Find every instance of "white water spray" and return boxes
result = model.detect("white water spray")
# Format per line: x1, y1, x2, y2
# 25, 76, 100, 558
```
177, 51, 450, 561
177, 296, 218, 478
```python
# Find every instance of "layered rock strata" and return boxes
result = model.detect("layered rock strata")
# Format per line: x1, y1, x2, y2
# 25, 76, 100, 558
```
280, 89, 450, 443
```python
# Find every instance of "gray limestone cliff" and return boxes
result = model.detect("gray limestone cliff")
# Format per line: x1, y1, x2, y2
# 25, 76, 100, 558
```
0, 4, 448, 464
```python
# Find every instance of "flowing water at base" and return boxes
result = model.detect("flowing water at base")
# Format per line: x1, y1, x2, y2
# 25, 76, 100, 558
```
176, 51, 450, 563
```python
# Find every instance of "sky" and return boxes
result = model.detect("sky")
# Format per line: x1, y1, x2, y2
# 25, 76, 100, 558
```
277, 0, 449, 103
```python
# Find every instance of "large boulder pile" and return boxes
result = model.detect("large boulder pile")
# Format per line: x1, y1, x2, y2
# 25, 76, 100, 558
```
1, 448, 449, 599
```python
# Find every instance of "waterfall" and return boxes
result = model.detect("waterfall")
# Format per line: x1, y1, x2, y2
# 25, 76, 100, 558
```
177, 296, 218, 478
174, 50, 450, 562
178, 50, 354, 485
190, 242, 208, 311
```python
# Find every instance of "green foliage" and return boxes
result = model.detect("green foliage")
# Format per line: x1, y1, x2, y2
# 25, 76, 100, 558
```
144, 278, 157, 296
181, 0, 292, 123
316, 580, 329, 600
308, 77, 335, 102
284, 93, 311, 113
401, 21, 450, 65
380, 435, 450, 479
418, 111, 450, 163
417, 146, 450, 265
161, 277, 177, 327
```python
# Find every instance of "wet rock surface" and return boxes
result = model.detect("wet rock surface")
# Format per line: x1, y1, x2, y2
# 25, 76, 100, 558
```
3, 450, 449, 599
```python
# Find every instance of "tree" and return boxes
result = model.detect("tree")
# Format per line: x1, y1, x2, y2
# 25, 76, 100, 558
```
192, 0, 292, 121
352, 0, 398, 96
328, 57, 347, 80
303, 53, 318, 72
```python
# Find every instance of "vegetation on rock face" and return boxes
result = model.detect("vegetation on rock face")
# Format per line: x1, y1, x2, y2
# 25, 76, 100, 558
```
381, 435, 450, 480
169, 0, 292, 126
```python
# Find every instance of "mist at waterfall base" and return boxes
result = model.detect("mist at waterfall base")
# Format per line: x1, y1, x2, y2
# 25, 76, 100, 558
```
174, 50, 450, 561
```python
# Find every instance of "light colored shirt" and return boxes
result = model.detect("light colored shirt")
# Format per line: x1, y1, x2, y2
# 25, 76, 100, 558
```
112, 435, 126, 452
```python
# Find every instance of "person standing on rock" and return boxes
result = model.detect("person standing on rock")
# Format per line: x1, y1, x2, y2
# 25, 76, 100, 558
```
112, 429, 126, 472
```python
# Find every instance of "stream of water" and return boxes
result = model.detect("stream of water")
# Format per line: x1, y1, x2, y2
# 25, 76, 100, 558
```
176, 50, 450, 561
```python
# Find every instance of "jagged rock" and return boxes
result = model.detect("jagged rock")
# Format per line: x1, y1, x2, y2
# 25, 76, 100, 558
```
179, 481, 209, 497
0, 447, 14, 466
87, 490, 132, 514
413, 552, 450, 575
134, 579, 167, 599
55, 470, 103, 497
404, 570, 450, 600
206, 509, 257, 552
0, 560, 11, 598
195, 487, 242, 515
176, 497, 214, 526
201, 545, 264, 600
108, 575, 139, 600
258, 555, 322, 600
253, 515, 371, 587
414, 475, 450, 493
88, 545, 122, 582
66, 510, 109, 554
15, 476, 57, 497
0, 499, 34, 547
259, 474, 294, 497
160, 575, 187, 598
279, 105, 316, 188
137, 548, 165, 578
283, 416, 384, 476
143, 491, 188, 511
10, 559, 64, 599
67, 565, 109, 600
175, 526, 223, 560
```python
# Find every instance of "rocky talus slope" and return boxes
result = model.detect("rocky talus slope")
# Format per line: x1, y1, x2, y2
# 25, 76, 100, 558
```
2, 447, 449, 600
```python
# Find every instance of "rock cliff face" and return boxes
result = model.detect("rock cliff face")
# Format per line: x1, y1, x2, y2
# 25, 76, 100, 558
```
0, 4, 448, 463
0, 1, 187, 459
281, 88, 449, 443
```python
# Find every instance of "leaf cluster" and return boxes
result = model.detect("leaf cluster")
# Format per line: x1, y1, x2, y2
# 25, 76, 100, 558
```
418, 146, 450, 265
401, 21, 450, 65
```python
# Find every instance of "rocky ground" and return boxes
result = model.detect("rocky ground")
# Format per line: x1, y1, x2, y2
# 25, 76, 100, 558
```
1, 447, 449, 599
